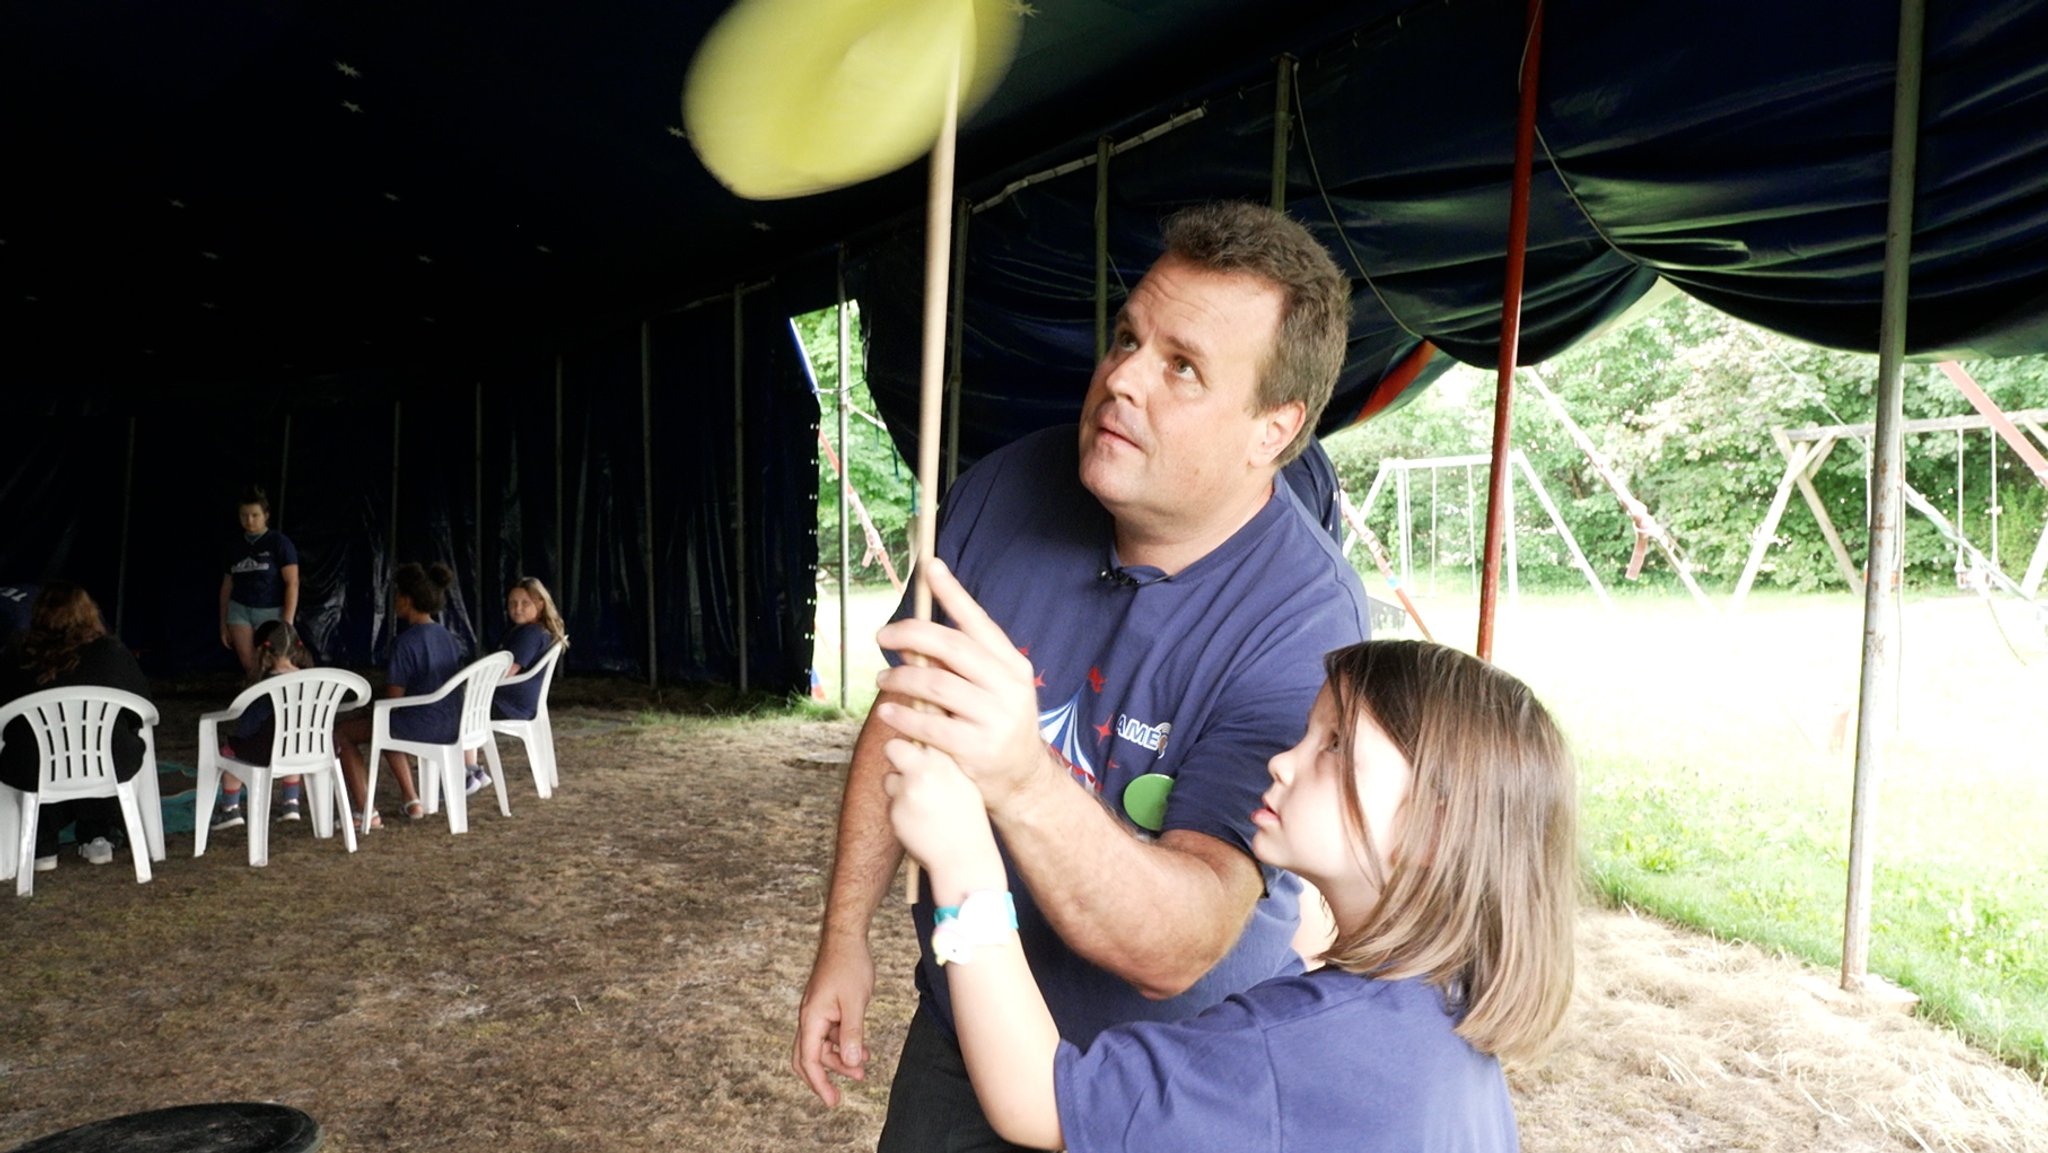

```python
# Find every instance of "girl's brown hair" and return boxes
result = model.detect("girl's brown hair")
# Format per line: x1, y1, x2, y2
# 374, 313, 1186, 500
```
509, 576, 570, 649
1319, 640, 1578, 1064
251, 619, 313, 679
19, 582, 109, 686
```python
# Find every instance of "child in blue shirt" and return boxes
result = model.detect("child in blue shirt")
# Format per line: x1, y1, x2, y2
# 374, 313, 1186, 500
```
882, 564, 1577, 1153
334, 562, 465, 824
218, 486, 300, 680
470, 576, 568, 795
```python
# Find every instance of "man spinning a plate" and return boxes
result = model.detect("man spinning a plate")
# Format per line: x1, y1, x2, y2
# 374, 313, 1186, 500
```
793, 202, 1372, 1152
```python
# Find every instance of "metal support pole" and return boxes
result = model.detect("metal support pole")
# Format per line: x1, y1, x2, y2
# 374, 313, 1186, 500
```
1270, 55, 1294, 210
733, 291, 750, 693
389, 400, 402, 588
642, 320, 660, 689
946, 197, 969, 490
1094, 136, 1112, 361
1476, 0, 1544, 661
115, 416, 136, 638
474, 381, 485, 638
277, 413, 292, 529
1843, 0, 1926, 994
837, 252, 853, 711
1395, 465, 1414, 592
554, 354, 565, 587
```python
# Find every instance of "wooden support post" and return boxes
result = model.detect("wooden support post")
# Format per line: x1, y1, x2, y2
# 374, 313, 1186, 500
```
555, 354, 565, 586
732, 294, 749, 693
474, 381, 486, 638
1270, 55, 1293, 210
1771, 431, 1862, 591
945, 197, 969, 490
837, 253, 853, 711
389, 401, 403, 614
1732, 439, 1817, 611
277, 413, 293, 529
1094, 136, 1111, 362
115, 416, 137, 639
1512, 450, 1610, 607
642, 319, 660, 690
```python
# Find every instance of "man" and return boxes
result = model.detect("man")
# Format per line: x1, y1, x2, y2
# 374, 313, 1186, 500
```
793, 202, 1371, 1152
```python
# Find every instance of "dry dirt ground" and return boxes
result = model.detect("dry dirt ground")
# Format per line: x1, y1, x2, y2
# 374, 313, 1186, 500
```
3, 679, 2045, 1152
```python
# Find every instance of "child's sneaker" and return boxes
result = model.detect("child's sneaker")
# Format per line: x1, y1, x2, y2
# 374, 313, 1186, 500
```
210, 804, 245, 830
78, 837, 115, 866
275, 798, 303, 822
464, 767, 485, 796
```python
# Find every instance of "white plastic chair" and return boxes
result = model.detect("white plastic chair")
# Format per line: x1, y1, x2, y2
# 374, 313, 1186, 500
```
194, 668, 373, 866
362, 651, 512, 836
0, 686, 159, 896
490, 641, 564, 799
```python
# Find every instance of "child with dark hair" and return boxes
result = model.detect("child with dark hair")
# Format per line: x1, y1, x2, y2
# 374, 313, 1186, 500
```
0, 582, 153, 871
475, 576, 569, 794
333, 562, 465, 824
207, 619, 317, 829
218, 486, 300, 681
882, 566, 1578, 1153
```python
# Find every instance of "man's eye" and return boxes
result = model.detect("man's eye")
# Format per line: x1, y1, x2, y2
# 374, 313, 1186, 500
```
1116, 332, 1138, 351
1172, 358, 1197, 380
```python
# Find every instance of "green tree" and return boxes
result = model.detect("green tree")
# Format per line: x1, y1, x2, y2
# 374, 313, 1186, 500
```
1326, 292, 2048, 593
792, 306, 916, 586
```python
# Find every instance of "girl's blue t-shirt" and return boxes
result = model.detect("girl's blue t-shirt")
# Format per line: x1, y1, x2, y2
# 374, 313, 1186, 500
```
387, 621, 466, 742
494, 622, 552, 720
1053, 971, 1518, 1153
224, 530, 298, 608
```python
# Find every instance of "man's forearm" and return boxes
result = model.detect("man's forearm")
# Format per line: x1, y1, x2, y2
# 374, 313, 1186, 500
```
992, 760, 1260, 999
819, 691, 913, 945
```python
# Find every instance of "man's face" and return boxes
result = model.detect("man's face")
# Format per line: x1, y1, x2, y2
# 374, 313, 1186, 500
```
1077, 255, 1299, 542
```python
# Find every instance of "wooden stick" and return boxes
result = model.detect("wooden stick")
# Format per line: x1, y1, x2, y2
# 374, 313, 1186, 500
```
903, 47, 963, 906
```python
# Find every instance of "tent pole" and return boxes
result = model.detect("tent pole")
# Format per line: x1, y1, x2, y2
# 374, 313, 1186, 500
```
1395, 465, 1413, 593
1476, 0, 1545, 661
1843, 0, 1926, 995
554, 354, 565, 588
733, 291, 750, 694
1270, 55, 1294, 210
837, 251, 853, 711
277, 412, 292, 529
115, 416, 137, 639
945, 197, 969, 489
389, 401, 402, 620
643, 320, 660, 690
1095, 135, 1111, 361
475, 381, 485, 639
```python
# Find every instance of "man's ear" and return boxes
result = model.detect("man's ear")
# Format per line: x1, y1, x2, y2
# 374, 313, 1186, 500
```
1251, 401, 1306, 468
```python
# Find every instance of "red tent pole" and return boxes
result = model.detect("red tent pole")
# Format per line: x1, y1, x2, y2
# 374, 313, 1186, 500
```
1476, 0, 1545, 661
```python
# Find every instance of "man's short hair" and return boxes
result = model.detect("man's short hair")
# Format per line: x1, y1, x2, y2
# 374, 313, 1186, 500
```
1160, 202, 1352, 465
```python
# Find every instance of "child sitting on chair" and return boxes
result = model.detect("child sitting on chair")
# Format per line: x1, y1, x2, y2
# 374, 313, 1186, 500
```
883, 630, 1578, 1153
334, 562, 465, 826
208, 619, 315, 830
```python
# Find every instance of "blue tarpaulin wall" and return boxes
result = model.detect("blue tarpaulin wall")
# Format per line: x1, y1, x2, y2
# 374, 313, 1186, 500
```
1, 300, 818, 693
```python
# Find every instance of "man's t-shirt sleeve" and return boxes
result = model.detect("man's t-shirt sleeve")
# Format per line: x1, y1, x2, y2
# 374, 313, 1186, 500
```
278, 533, 299, 566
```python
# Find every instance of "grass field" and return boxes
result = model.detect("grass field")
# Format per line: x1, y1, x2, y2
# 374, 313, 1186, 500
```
815, 578, 2048, 1073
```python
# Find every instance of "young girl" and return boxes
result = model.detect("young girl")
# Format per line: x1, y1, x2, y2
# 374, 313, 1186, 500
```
883, 637, 1578, 1153
207, 619, 315, 829
218, 485, 300, 681
474, 576, 568, 794
334, 562, 465, 825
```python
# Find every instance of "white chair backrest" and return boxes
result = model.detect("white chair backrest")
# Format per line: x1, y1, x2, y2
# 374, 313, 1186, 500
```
505, 641, 565, 701
456, 652, 514, 744
226, 669, 373, 770
0, 686, 159, 798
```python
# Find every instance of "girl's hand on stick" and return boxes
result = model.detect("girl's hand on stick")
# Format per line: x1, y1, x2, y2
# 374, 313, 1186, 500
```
882, 737, 1003, 895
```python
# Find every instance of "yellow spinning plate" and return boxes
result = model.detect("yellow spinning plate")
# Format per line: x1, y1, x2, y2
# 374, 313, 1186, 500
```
684, 0, 1022, 200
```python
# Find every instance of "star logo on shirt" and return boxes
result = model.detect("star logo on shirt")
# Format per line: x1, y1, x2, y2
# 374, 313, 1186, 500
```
1032, 671, 1046, 688
1094, 719, 1112, 741
1088, 666, 1105, 694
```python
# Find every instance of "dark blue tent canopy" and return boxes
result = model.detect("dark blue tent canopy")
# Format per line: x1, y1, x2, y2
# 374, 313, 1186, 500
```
5, 0, 2047, 687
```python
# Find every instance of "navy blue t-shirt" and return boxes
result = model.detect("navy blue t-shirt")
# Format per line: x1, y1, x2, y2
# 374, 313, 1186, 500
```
493, 623, 552, 720
224, 530, 299, 608
1054, 971, 1519, 1153
386, 621, 466, 743
898, 426, 1371, 1046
